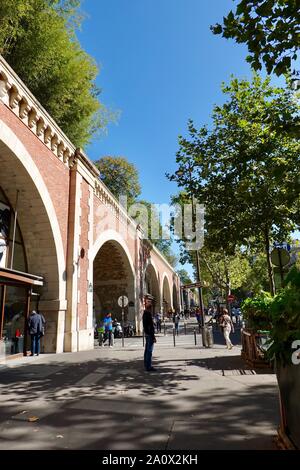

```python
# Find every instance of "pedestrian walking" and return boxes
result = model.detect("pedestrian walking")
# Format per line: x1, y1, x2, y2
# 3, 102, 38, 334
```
143, 299, 156, 371
155, 312, 162, 333
27, 310, 43, 356
220, 308, 234, 349
103, 312, 113, 347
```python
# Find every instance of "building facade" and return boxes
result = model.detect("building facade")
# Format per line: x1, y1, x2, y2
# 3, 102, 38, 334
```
0, 56, 181, 356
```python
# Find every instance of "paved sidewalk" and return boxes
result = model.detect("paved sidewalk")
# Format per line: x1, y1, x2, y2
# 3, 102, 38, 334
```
0, 332, 279, 450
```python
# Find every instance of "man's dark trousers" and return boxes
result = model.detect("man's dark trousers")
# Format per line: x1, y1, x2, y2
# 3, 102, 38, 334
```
31, 333, 40, 355
144, 335, 154, 370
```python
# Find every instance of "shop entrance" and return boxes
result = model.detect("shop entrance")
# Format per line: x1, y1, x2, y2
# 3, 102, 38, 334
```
0, 268, 43, 357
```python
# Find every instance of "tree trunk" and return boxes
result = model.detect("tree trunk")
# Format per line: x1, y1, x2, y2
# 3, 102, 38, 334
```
223, 253, 231, 313
264, 227, 275, 296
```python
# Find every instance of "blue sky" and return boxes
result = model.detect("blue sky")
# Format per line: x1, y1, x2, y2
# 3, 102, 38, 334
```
77, 0, 296, 277
78, 0, 252, 203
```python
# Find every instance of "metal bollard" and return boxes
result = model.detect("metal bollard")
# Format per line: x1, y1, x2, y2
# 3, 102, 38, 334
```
173, 326, 176, 347
184, 322, 187, 335
164, 321, 166, 336
122, 331, 124, 348
194, 327, 197, 345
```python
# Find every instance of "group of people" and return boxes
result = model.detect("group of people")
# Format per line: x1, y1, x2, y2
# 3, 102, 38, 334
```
142, 302, 236, 372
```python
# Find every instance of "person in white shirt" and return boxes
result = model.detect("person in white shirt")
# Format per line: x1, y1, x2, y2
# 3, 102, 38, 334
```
221, 308, 234, 349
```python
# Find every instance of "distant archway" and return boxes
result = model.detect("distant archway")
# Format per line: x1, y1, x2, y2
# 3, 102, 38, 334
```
144, 262, 161, 313
162, 274, 172, 318
93, 235, 136, 325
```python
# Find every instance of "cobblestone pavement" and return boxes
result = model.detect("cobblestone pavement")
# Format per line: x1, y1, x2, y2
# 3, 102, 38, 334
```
0, 323, 279, 450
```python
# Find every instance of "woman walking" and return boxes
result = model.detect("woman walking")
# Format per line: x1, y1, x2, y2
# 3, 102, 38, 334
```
221, 308, 234, 349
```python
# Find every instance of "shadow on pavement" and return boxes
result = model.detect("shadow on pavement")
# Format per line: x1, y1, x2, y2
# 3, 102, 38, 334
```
186, 354, 274, 375
0, 353, 279, 450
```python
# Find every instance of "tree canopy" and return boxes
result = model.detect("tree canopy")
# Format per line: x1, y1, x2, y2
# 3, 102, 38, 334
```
96, 156, 178, 267
168, 74, 300, 295
0, 0, 112, 146
211, 0, 300, 76
177, 268, 192, 284
95, 156, 141, 207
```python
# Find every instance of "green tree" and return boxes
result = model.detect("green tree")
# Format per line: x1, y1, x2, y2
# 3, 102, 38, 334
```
0, 0, 112, 146
168, 75, 300, 295
244, 251, 271, 294
177, 269, 192, 285
211, 0, 300, 76
201, 247, 251, 299
95, 156, 141, 207
131, 198, 178, 267
96, 157, 178, 266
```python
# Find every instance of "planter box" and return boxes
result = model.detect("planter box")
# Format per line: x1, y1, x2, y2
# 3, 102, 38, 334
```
276, 362, 300, 449
241, 328, 270, 368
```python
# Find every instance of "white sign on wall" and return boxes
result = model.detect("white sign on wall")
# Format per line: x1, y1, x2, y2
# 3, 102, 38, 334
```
118, 295, 128, 308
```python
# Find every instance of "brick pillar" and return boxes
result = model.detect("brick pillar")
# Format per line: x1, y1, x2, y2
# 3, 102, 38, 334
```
64, 158, 95, 352
64, 165, 81, 352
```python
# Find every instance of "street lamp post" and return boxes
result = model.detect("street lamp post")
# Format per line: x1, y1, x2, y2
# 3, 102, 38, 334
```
176, 164, 207, 347
191, 198, 207, 347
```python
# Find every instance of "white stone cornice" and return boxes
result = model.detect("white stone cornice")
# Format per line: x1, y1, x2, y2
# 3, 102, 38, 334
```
0, 56, 179, 279
0, 55, 99, 174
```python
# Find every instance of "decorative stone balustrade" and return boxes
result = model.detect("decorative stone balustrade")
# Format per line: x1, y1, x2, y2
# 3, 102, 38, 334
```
0, 56, 137, 231
0, 56, 177, 273
0, 55, 76, 169
94, 180, 137, 231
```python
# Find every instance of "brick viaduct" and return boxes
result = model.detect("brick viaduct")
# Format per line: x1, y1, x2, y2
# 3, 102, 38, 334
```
0, 56, 181, 353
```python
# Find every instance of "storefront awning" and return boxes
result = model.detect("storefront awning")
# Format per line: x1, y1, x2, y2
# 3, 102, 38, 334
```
0, 267, 43, 287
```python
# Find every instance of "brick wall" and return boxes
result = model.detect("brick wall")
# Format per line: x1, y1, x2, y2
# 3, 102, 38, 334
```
78, 178, 90, 330
0, 102, 69, 257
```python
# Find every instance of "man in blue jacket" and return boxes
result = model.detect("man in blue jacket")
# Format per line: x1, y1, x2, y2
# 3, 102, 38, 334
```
103, 312, 113, 347
28, 310, 43, 356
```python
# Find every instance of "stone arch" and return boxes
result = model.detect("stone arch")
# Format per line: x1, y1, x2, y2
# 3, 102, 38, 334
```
144, 260, 161, 313
92, 230, 136, 325
173, 282, 179, 313
161, 273, 172, 317
0, 119, 66, 351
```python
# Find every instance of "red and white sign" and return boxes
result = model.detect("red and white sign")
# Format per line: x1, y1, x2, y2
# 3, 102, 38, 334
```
227, 294, 235, 302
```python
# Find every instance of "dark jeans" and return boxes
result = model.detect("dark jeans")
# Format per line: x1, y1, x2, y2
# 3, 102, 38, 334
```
156, 321, 161, 333
30, 333, 40, 355
11, 337, 20, 354
144, 335, 154, 370
104, 330, 113, 346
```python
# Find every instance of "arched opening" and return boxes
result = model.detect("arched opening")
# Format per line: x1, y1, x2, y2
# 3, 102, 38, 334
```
162, 275, 172, 319
144, 263, 161, 314
93, 240, 135, 327
0, 131, 64, 354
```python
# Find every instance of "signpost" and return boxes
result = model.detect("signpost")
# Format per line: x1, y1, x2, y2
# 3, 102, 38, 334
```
181, 282, 205, 290
271, 244, 291, 287
118, 295, 128, 347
